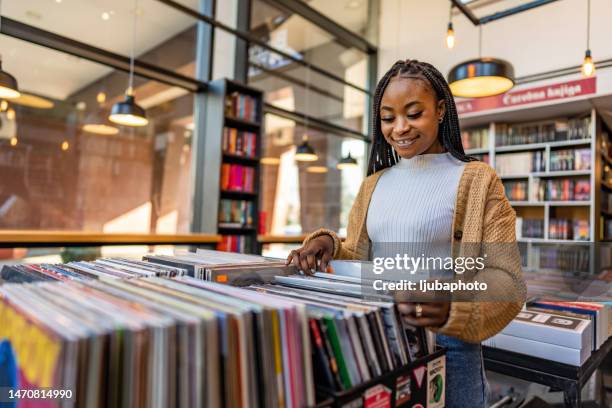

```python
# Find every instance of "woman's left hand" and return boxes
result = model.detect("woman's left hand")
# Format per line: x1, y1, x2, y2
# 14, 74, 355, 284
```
396, 301, 450, 327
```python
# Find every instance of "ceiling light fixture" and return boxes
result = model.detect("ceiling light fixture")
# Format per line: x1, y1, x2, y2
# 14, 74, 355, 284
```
96, 91, 107, 104
337, 151, 358, 170
9, 136, 17, 147
260, 157, 280, 165
0, 0, 20, 100
448, 24, 514, 98
446, 4, 455, 49
12, 93, 55, 109
581, 0, 595, 77
109, 0, 148, 127
306, 165, 328, 173
295, 135, 318, 162
82, 123, 119, 135
61, 141, 70, 151
295, 64, 318, 162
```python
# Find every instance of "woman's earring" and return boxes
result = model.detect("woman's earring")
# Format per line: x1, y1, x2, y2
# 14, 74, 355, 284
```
438, 117, 443, 123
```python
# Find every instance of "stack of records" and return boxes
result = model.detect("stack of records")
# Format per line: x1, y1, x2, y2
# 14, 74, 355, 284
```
0, 276, 315, 407
0, 257, 186, 284
144, 249, 296, 284
251, 273, 432, 393
0, 252, 435, 406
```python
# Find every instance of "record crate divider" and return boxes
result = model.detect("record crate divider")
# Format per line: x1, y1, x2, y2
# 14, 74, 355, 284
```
201, 78, 263, 254
315, 348, 447, 408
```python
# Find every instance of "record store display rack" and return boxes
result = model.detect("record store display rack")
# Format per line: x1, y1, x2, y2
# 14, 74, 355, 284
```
201, 78, 263, 254
0, 251, 447, 408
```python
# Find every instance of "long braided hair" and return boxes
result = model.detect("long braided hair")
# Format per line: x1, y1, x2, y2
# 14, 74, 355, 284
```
367, 59, 475, 176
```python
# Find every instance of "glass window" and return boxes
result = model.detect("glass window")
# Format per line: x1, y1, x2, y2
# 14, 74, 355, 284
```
249, 0, 369, 90
248, 49, 367, 134
300, 0, 375, 41
5, 0, 200, 78
259, 113, 366, 236
0, 36, 194, 233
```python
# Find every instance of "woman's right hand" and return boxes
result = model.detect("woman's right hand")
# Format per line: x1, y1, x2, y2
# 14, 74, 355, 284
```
285, 235, 334, 274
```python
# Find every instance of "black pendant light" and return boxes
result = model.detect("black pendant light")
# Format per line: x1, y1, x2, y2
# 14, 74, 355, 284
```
0, 0, 20, 100
109, 0, 148, 127
295, 135, 318, 162
581, 0, 595, 77
446, 4, 455, 49
448, 25, 514, 98
295, 64, 318, 162
337, 151, 358, 170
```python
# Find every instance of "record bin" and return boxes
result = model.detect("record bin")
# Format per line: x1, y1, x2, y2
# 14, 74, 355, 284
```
315, 348, 446, 408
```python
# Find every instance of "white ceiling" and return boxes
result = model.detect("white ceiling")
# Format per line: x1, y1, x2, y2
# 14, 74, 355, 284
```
2, 0, 198, 99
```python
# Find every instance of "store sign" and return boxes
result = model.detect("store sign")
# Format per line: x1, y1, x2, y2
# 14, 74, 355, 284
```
456, 77, 596, 114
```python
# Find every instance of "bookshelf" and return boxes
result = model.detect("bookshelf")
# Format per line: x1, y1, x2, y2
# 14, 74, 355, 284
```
202, 78, 263, 254
462, 109, 601, 274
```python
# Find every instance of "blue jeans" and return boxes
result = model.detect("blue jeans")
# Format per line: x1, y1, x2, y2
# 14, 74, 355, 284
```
437, 334, 489, 408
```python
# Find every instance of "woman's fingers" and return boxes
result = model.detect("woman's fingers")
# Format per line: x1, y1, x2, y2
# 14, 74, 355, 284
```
397, 302, 449, 327
285, 240, 333, 274
319, 252, 333, 272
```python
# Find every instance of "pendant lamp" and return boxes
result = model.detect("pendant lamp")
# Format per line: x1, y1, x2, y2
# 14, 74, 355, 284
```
295, 135, 318, 162
581, 0, 595, 77
337, 152, 358, 170
446, 4, 455, 49
295, 64, 318, 162
448, 25, 514, 98
109, 0, 148, 127
0, 0, 20, 99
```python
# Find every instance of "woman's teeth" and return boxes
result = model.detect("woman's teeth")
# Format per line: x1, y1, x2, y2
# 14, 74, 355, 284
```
395, 137, 417, 147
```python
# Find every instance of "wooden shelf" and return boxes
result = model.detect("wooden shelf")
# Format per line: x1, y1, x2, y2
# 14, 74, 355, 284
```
465, 147, 489, 154
495, 139, 591, 153
547, 201, 591, 206
218, 225, 256, 232
220, 190, 257, 200
0, 231, 221, 246
222, 153, 259, 164
531, 170, 591, 177
509, 201, 590, 206
517, 237, 591, 244
500, 174, 530, 179
225, 116, 260, 130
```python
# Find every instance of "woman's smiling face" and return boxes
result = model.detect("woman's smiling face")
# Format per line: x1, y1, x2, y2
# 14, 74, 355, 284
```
380, 76, 446, 159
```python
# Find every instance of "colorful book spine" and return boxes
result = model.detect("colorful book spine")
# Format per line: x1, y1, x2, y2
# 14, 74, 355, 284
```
220, 164, 255, 192
225, 92, 258, 122
218, 200, 254, 226
222, 128, 257, 158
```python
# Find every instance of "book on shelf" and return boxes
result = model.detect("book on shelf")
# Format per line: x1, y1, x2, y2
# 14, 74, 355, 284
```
461, 127, 488, 150
549, 148, 591, 171
601, 191, 612, 213
495, 117, 591, 147
218, 234, 254, 253
223, 127, 257, 158
549, 218, 589, 241
220, 163, 255, 192
534, 178, 590, 201
225, 91, 258, 122
218, 199, 254, 227
504, 180, 528, 201
471, 153, 490, 164
516, 217, 544, 239
496, 151, 545, 176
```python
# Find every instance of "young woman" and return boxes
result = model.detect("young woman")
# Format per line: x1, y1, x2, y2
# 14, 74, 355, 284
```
287, 59, 526, 407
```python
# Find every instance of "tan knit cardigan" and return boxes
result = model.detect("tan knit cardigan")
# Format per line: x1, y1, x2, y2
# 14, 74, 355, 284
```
304, 161, 526, 343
